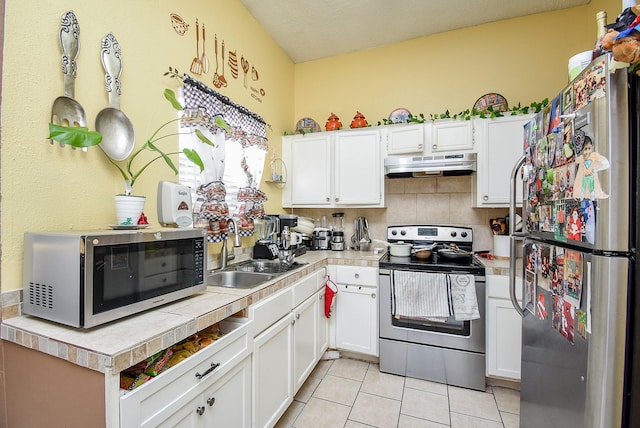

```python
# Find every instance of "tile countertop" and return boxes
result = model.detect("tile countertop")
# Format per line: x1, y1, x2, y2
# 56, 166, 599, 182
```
0, 249, 384, 375
481, 257, 523, 276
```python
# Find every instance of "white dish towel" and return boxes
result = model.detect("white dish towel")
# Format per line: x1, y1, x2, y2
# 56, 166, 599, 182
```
449, 274, 480, 321
392, 270, 451, 322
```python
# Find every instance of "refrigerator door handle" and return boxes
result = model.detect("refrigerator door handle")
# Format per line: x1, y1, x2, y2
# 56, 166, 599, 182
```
509, 155, 526, 317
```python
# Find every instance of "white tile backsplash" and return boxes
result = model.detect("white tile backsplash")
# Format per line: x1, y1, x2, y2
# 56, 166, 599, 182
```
291, 176, 510, 252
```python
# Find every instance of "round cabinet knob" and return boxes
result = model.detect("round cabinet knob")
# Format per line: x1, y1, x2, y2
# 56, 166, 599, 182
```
291, 319, 296, 326
207, 397, 216, 406
296, 313, 300, 320
433, 145, 437, 149
326, 197, 330, 202
197, 406, 206, 416
371, 293, 376, 299
483, 195, 489, 201
354, 273, 360, 279
417, 144, 423, 150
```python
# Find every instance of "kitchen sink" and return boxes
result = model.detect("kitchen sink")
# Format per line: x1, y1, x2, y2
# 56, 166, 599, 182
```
207, 260, 308, 289
207, 270, 277, 289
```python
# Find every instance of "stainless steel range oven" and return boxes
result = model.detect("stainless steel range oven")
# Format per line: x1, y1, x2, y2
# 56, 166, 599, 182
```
379, 225, 486, 391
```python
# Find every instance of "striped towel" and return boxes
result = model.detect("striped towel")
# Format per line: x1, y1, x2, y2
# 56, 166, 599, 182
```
391, 270, 452, 322
449, 274, 480, 321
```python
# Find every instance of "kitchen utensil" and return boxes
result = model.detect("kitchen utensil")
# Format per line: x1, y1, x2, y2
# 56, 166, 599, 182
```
437, 245, 472, 262
241, 56, 249, 88
389, 242, 412, 257
200, 23, 209, 73
213, 34, 222, 88
50, 11, 87, 147
95, 33, 135, 161
170, 13, 189, 35
412, 243, 436, 259
228, 49, 238, 79
219, 40, 227, 87
190, 19, 202, 75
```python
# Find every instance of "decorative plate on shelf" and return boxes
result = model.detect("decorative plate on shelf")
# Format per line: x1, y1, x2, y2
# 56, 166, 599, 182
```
107, 224, 150, 230
388, 108, 411, 123
473, 93, 508, 113
295, 117, 321, 134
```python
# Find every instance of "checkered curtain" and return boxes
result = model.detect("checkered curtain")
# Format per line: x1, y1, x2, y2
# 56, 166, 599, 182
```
182, 75, 268, 150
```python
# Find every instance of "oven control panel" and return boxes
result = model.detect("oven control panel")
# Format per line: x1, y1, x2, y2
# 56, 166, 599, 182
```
387, 225, 473, 244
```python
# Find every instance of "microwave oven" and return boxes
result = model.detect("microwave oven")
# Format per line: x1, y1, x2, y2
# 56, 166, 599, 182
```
23, 228, 207, 328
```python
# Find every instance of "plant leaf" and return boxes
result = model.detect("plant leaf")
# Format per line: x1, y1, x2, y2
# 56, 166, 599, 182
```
183, 148, 204, 172
147, 141, 178, 174
194, 129, 215, 146
163, 89, 183, 111
214, 116, 231, 133
48, 124, 102, 147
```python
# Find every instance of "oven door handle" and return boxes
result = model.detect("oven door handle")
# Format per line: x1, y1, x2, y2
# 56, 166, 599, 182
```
509, 155, 525, 318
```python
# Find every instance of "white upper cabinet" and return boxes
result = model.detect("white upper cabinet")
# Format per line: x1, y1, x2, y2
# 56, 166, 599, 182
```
283, 134, 332, 206
384, 123, 425, 155
427, 119, 475, 153
282, 129, 384, 208
473, 114, 533, 207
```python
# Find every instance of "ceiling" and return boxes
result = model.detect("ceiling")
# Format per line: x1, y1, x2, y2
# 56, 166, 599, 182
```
240, 0, 591, 63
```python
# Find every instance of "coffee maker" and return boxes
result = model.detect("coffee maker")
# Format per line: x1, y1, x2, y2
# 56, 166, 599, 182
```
252, 216, 280, 259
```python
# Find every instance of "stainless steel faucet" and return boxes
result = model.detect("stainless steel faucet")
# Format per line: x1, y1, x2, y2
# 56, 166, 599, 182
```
219, 218, 241, 269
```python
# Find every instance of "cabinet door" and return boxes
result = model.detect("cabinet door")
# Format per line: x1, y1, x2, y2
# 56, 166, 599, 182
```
486, 275, 523, 380
486, 298, 522, 379
253, 313, 294, 428
386, 123, 425, 155
474, 115, 533, 207
155, 357, 251, 428
429, 120, 474, 153
201, 356, 251, 428
293, 294, 318, 393
285, 134, 332, 206
317, 288, 329, 357
335, 284, 379, 356
334, 130, 382, 205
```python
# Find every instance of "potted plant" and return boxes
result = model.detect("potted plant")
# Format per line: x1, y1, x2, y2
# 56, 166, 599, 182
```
48, 88, 230, 225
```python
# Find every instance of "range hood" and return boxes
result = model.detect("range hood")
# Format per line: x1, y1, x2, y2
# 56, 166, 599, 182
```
384, 153, 477, 178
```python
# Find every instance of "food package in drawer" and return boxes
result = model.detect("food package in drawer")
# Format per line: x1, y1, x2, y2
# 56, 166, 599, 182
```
119, 317, 252, 428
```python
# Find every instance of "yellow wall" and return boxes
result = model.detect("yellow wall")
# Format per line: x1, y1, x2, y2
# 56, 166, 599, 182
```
293, 0, 620, 128
1, 0, 293, 292
0, 0, 623, 293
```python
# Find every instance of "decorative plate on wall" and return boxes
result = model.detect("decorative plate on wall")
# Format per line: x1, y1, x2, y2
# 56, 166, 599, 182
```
473, 93, 508, 113
388, 108, 411, 123
295, 117, 321, 134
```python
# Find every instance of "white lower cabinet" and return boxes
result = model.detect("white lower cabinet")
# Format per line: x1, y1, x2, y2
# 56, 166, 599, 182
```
158, 356, 251, 428
331, 265, 379, 357
119, 318, 252, 428
250, 268, 327, 428
486, 274, 523, 380
253, 309, 294, 428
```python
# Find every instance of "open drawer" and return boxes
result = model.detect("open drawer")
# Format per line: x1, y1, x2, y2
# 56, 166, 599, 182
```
119, 317, 252, 428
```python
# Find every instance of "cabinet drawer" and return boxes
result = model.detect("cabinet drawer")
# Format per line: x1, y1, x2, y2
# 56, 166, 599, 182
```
333, 265, 378, 286
293, 269, 324, 307
486, 275, 522, 300
249, 287, 294, 336
120, 318, 251, 428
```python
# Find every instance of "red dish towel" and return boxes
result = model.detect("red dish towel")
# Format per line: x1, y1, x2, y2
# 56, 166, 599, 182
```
324, 276, 338, 318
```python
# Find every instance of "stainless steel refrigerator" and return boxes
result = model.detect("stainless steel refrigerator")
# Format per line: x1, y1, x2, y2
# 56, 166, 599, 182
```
509, 53, 638, 428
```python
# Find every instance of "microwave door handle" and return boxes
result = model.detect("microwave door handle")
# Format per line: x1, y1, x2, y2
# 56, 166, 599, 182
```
509, 155, 526, 317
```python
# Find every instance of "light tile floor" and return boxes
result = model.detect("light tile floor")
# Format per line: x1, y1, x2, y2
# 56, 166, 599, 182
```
275, 357, 520, 428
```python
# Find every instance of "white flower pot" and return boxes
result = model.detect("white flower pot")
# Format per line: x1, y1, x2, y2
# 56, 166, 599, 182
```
114, 195, 146, 225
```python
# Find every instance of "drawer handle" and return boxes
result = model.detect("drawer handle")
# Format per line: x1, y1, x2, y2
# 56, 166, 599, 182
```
196, 406, 206, 416
195, 362, 220, 380
207, 397, 216, 407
